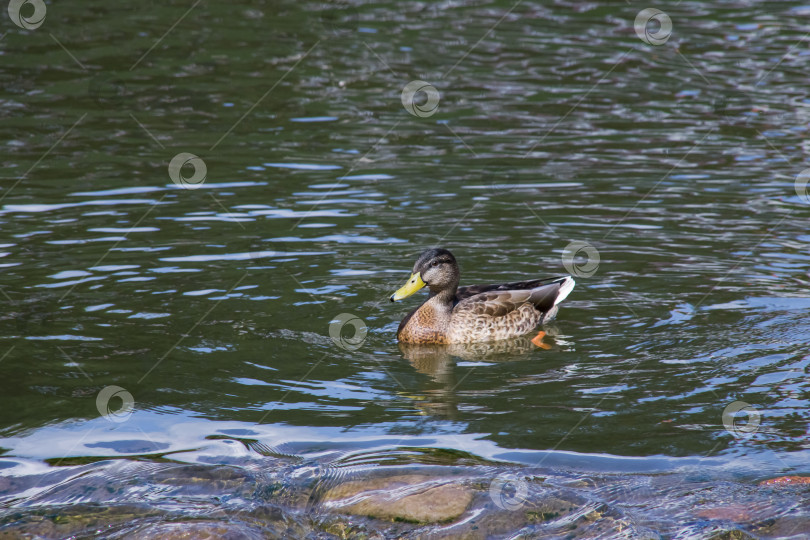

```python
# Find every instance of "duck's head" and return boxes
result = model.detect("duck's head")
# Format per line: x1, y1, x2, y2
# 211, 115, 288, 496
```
390, 248, 460, 302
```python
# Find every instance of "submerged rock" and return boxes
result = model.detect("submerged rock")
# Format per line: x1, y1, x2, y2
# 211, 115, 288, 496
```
128, 521, 267, 539
706, 531, 756, 540
758, 475, 810, 486
322, 474, 474, 523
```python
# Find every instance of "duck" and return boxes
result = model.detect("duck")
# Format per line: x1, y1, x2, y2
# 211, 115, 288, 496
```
389, 248, 575, 344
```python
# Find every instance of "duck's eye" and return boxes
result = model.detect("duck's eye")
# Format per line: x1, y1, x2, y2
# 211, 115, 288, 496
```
430, 260, 439, 267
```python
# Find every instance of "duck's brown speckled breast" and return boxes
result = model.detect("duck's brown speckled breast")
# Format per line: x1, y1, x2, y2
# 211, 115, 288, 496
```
397, 302, 450, 344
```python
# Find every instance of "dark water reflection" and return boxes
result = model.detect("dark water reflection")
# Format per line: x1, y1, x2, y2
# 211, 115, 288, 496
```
1, 0, 809, 537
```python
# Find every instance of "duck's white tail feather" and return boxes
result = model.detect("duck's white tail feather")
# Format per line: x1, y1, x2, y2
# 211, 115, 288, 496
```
553, 276, 575, 306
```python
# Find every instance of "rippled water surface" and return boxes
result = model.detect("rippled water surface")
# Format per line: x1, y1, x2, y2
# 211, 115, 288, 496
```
2, 0, 810, 537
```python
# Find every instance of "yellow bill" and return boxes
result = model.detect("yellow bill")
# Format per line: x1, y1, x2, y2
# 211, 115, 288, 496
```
390, 272, 426, 302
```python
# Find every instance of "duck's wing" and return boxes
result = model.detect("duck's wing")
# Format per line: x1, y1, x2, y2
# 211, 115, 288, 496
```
456, 276, 571, 302
454, 276, 575, 317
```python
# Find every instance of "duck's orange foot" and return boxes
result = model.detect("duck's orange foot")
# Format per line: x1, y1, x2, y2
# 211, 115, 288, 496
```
531, 331, 552, 349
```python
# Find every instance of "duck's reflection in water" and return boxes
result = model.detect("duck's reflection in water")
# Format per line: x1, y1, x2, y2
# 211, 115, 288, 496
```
398, 328, 563, 418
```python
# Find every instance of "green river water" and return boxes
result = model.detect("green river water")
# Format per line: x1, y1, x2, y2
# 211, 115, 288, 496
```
1, 0, 809, 537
